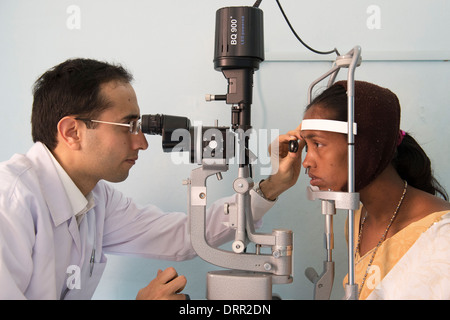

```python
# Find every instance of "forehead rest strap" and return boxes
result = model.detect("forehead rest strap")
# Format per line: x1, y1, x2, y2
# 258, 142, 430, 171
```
301, 119, 357, 135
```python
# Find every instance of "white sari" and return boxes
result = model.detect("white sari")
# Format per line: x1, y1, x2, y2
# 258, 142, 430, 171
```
344, 211, 450, 300
367, 212, 450, 299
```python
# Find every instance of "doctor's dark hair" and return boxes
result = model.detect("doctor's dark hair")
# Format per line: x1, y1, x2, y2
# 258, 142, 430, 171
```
31, 58, 133, 151
306, 82, 448, 200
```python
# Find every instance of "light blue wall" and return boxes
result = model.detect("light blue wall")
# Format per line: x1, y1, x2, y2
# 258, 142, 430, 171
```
1, 0, 449, 300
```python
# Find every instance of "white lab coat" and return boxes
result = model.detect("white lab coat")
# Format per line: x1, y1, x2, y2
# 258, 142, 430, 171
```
0, 142, 275, 299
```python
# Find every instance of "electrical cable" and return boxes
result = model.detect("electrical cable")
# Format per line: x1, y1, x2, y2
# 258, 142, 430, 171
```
275, 0, 339, 55
254, 0, 339, 56
253, 0, 263, 7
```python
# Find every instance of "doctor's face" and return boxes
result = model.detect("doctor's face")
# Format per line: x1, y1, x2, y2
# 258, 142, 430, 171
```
301, 105, 348, 191
81, 80, 148, 183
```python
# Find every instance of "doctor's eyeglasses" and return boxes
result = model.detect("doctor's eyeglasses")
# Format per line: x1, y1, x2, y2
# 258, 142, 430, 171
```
75, 118, 142, 135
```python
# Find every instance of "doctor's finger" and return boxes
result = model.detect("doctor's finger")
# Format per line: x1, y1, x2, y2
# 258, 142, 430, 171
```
269, 134, 292, 155
286, 127, 302, 140
157, 267, 179, 284
167, 275, 187, 294
171, 293, 188, 300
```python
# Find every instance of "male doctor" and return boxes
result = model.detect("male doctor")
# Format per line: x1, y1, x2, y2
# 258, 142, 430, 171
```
0, 58, 302, 300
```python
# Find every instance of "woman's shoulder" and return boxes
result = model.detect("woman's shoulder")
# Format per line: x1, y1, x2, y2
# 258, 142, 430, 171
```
409, 186, 450, 217
393, 186, 450, 231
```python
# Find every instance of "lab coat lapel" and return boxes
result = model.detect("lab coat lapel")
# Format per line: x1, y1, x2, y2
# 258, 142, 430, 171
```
26, 143, 82, 253
67, 216, 82, 255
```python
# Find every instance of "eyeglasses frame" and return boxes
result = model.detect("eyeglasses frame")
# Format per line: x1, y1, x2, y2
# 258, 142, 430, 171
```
75, 118, 141, 135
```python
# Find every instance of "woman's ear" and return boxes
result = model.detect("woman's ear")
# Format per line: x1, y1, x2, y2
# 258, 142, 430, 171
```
57, 116, 83, 150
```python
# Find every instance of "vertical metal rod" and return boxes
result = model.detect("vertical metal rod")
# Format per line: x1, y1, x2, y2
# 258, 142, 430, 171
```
346, 46, 361, 289
325, 214, 333, 261
235, 165, 248, 248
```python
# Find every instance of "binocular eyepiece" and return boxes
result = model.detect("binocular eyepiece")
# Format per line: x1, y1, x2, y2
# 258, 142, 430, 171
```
141, 114, 232, 164
141, 114, 191, 150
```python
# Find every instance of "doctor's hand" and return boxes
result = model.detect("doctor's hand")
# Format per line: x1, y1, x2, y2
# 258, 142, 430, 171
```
136, 267, 187, 300
260, 125, 304, 201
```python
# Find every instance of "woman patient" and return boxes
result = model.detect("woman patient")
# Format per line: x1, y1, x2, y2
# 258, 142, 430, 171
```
298, 80, 450, 299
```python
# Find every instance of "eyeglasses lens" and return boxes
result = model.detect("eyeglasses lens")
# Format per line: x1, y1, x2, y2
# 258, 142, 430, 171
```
130, 120, 141, 134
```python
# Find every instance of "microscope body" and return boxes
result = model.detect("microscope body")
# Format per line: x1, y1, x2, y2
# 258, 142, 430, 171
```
189, 5, 293, 299
141, 5, 293, 300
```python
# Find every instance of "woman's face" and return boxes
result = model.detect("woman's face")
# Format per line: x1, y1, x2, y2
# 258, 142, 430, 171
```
301, 105, 348, 191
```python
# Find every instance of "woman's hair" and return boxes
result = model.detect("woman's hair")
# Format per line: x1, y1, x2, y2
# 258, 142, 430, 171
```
31, 58, 133, 151
306, 82, 448, 200
393, 134, 448, 200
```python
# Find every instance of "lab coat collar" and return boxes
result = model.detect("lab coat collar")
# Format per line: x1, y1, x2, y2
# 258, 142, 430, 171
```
43, 145, 95, 225
26, 142, 81, 227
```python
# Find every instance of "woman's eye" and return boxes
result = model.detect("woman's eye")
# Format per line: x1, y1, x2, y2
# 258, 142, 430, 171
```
306, 142, 324, 152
